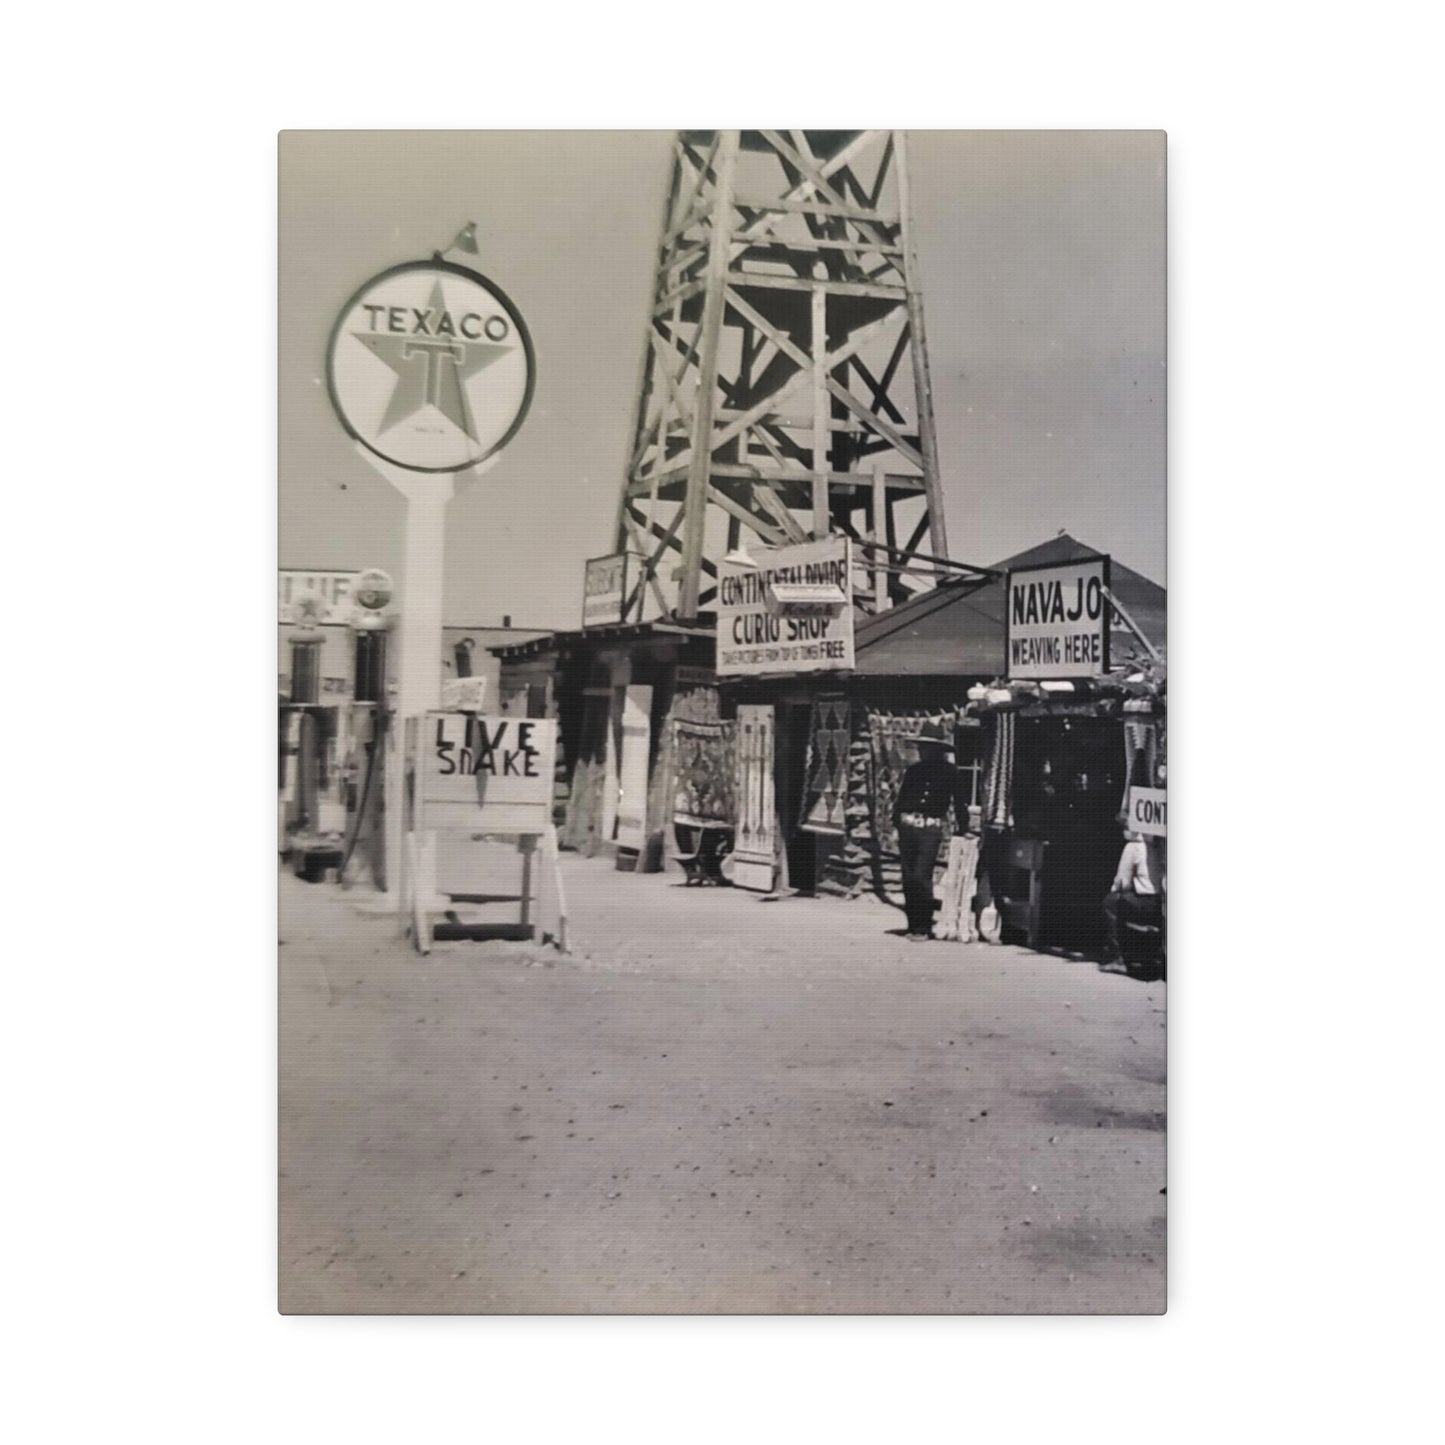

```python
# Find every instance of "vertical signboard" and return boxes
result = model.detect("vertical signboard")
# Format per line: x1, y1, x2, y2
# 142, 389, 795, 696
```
717, 536, 854, 677
614, 685, 653, 851
582, 553, 629, 628
1006, 556, 1111, 680
731, 704, 777, 891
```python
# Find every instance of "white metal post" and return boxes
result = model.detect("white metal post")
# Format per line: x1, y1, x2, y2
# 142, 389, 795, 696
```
356, 448, 456, 920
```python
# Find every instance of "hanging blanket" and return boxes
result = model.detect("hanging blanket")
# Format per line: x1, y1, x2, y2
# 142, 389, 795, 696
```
983, 712, 1015, 829
937, 835, 982, 942
1120, 718, 1161, 817
672, 717, 736, 829
800, 695, 851, 836
867, 709, 959, 857
866, 709, 959, 907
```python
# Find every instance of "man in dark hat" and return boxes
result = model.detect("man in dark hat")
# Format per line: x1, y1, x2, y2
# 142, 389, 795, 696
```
891, 723, 973, 941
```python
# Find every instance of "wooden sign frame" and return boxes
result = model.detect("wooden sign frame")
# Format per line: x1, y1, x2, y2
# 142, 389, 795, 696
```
402, 713, 568, 955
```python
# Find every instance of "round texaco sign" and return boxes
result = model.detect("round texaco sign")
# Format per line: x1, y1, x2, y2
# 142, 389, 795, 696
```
326, 259, 535, 473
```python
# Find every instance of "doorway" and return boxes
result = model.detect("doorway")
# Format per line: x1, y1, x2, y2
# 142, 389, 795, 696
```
775, 702, 817, 895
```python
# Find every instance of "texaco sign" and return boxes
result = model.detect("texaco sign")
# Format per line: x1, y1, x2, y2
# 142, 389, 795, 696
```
326, 259, 535, 473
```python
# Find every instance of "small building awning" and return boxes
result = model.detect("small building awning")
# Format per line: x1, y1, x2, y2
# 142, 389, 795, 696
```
489, 617, 716, 659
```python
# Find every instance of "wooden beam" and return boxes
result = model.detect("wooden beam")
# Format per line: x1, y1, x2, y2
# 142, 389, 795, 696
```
731, 196, 902, 226
680, 131, 738, 619
823, 374, 926, 471
734, 234, 903, 257
872, 461, 888, 612
628, 463, 924, 496
713, 289, 898, 451
728, 130, 882, 258
622, 507, 676, 617
762, 130, 897, 252
724, 272, 907, 301
661, 241, 708, 277
669, 133, 720, 239
850, 327, 910, 424
722, 288, 923, 471
746, 479, 811, 543
895, 130, 949, 559
653, 276, 705, 315
866, 131, 895, 210
705, 484, 788, 546
811, 286, 829, 537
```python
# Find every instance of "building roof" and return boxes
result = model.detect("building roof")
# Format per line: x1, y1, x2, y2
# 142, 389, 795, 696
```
489, 618, 717, 659
850, 532, 1165, 677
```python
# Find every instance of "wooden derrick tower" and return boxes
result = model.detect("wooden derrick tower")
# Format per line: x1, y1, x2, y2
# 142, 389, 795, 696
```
615, 129, 951, 623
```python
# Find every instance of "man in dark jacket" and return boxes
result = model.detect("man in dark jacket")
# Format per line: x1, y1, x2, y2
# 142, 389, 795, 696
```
891, 723, 973, 940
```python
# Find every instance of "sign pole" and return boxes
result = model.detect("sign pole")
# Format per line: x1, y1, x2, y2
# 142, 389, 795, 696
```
325, 251, 535, 925
357, 454, 456, 917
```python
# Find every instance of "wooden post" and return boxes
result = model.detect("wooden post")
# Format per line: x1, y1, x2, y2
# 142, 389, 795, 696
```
542, 824, 568, 952
519, 835, 535, 930
812, 287, 830, 538
895, 131, 949, 560
872, 460, 888, 612
678, 130, 739, 618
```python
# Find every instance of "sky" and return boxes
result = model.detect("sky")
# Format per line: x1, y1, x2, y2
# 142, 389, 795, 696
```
280, 130, 1164, 630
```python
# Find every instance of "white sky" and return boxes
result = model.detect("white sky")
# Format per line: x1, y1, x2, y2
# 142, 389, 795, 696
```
280, 130, 1164, 628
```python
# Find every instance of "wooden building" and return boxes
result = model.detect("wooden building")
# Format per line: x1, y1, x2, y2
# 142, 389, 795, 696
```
715, 532, 1166, 934
493, 532, 1165, 956
491, 619, 716, 866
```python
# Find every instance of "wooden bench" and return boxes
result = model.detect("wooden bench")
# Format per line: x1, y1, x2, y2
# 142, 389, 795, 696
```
674, 824, 733, 886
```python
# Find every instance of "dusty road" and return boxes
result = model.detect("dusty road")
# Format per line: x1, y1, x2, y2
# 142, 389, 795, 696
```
279, 853, 1165, 1313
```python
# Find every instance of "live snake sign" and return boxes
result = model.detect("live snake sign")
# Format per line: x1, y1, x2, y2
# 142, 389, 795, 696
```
415, 714, 557, 835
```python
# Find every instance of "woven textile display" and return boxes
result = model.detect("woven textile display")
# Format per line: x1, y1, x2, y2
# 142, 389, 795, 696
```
983, 712, 1015, 829
1121, 718, 1158, 816
867, 709, 959, 857
800, 695, 851, 836
672, 717, 736, 828
937, 835, 982, 942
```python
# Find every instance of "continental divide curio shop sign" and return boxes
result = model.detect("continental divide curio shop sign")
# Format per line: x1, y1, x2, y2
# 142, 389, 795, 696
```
1006, 556, 1111, 680
717, 536, 854, 677
327, 259, 535, 474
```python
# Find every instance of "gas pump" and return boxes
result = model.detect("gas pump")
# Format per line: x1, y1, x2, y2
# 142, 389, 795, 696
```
338, 569, 393, 889
280, 590, 346, 879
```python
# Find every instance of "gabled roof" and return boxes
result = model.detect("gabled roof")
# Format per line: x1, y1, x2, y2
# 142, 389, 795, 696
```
851, 532, 1165, 677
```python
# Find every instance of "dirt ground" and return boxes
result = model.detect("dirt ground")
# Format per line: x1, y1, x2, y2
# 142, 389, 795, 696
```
279, 849, 1165, 1314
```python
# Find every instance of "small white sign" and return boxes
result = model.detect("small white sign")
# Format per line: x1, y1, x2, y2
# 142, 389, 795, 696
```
582, 553, 628, 628
279, 569, 357, 624
440, 677, 487, 711
1127, 786, 1167, 838
354, 568, 393, 611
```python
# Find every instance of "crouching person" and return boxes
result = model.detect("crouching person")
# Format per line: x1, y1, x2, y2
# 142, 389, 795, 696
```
1101, 830, 1165, 966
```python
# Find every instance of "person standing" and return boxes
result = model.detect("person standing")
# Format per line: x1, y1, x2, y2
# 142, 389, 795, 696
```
891, 723, 973, 941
